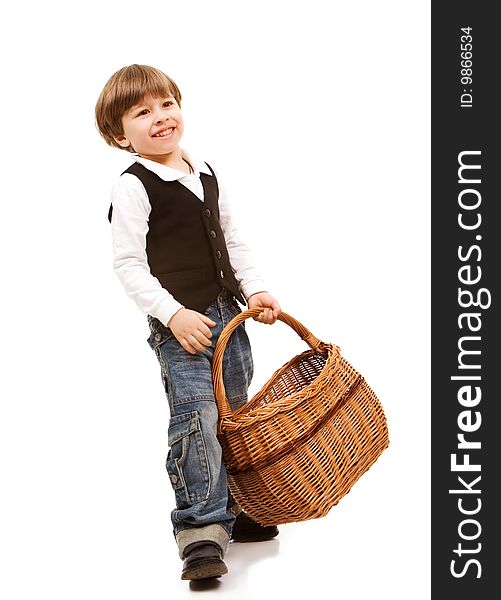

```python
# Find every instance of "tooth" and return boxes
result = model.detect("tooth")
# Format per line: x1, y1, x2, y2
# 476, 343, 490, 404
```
155, 127, 173, 137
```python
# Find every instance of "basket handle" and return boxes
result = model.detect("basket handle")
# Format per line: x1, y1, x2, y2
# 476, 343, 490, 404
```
212, 308, 324, 419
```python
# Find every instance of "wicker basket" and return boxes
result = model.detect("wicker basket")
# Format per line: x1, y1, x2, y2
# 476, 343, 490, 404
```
212, 308, 389, 526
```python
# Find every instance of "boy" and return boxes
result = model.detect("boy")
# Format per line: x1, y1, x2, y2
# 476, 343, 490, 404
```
95, 64, 281, 581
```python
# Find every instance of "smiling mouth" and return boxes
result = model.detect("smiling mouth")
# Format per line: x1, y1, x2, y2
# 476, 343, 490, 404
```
153, 127, 175, 137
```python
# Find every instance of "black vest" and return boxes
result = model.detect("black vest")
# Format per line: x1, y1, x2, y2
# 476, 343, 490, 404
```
108, 162, 245, 313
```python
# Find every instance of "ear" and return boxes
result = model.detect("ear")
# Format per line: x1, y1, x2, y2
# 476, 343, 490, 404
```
114, 134, 130, 148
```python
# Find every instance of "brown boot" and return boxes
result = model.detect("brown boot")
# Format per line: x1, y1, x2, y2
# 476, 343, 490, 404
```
231, 512, 279, 543
181, 542, 228, 580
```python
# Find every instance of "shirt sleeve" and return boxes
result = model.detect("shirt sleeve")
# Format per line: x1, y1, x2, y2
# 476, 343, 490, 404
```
110, 173, 184, 325
214, 168, 269, 301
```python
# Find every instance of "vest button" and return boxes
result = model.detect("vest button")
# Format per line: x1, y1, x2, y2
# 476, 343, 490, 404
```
210, 230, 217, 238
154, 333, 162, 342
204, 208, 211, 217
170, 474, 178, 484
220, 270, 225, 279
216, 250, 222, 259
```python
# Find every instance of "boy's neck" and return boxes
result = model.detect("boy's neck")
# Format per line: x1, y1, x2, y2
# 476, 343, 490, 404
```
138, 148, 192, 174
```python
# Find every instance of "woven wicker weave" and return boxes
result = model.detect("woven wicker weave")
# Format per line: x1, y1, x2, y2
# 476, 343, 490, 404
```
212, 308, 389, 526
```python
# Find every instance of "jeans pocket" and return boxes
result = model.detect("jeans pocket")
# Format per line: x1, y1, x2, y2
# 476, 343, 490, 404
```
166, 411, 211, 508
147, 321, 173, 352
147, 319, 175, 379
227, 300, 242, 319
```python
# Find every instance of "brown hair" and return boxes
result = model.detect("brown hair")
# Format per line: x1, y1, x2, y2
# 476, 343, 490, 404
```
95, 64, 182, 152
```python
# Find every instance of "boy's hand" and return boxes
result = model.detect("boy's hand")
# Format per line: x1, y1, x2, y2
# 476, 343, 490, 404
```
167, 308, 216, 355
248, 292, 281, 324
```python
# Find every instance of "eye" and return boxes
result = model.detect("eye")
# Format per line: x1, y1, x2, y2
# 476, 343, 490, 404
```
163, 100, 174, 108
137, 108, 150, 116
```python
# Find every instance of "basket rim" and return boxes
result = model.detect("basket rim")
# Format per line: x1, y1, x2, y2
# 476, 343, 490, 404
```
218, 342, 345, 431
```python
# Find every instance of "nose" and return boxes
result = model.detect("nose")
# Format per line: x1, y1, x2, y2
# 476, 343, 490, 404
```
154, 109, 170, 124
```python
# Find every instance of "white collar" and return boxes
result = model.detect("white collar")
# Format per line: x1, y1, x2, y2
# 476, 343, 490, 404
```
132, 149, 212, 181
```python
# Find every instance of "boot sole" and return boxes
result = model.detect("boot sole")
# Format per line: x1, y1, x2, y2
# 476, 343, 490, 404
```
231, 534, 278, 542
181, 558, 228, 580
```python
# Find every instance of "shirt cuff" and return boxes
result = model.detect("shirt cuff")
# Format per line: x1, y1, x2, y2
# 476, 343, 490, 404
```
153, 299, 185, 327
240, 279, 268, 301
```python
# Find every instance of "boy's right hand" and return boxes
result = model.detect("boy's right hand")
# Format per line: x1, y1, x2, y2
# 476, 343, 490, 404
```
167, 308, 216, 355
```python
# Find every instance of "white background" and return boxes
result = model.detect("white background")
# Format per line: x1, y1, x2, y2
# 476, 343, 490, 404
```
1, 1, 430, 598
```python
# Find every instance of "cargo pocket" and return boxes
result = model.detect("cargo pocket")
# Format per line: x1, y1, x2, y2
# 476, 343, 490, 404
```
166, 411, 211, 508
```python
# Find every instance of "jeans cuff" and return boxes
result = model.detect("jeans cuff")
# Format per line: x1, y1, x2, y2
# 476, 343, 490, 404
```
176, 524, 230, 559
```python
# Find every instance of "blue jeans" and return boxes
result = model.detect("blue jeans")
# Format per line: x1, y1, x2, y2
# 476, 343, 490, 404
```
146, 290, 253, 558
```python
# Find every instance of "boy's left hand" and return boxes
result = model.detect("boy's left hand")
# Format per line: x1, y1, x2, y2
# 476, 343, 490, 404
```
247, 292, 281, 324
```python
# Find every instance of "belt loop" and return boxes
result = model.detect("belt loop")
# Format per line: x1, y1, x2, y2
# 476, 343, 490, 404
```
216, 290, 223, 319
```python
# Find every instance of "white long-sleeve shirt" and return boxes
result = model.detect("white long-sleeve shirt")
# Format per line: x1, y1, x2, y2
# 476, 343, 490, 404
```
110, 150, 267, 325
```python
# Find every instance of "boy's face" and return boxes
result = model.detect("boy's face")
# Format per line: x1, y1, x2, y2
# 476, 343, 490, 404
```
114, 94, 184, 163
